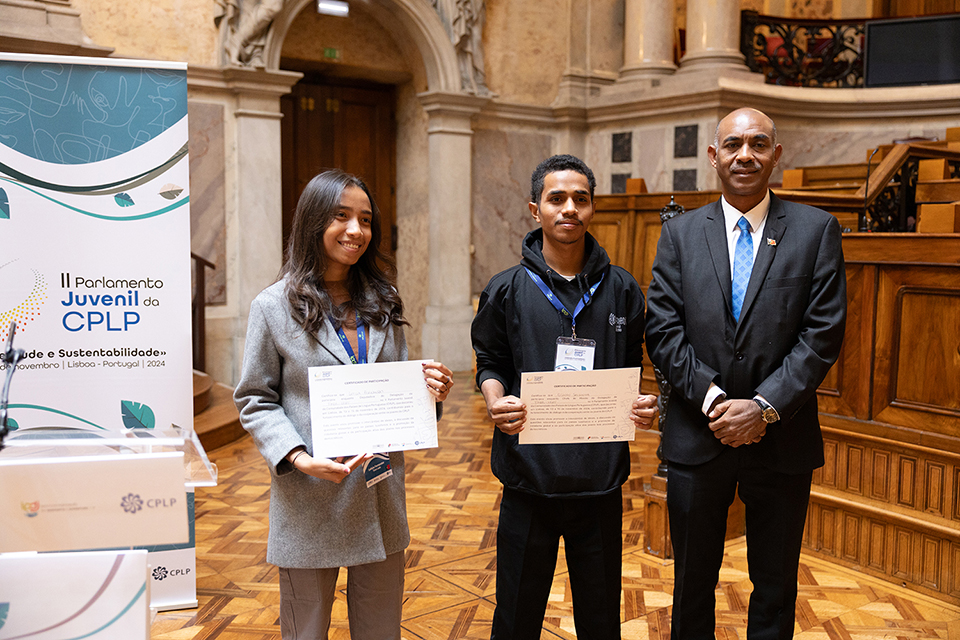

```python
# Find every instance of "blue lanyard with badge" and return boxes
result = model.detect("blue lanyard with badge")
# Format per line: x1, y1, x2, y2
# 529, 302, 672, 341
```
524, 268, 603, 371
334, 313, 393, 487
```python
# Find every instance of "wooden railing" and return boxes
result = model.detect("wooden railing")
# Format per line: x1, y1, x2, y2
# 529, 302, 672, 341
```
775, 143, 960, 232
191, 253, 215, 372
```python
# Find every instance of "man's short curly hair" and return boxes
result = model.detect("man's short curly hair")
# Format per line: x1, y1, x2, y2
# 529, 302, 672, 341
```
530, 154, 596, 204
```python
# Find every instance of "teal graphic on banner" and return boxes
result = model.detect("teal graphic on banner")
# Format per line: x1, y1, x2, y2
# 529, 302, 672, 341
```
0, 62, 187, 164
120, 400, 155, 429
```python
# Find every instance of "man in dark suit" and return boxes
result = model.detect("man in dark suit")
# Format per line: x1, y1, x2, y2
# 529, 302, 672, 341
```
645, 108, 847, 640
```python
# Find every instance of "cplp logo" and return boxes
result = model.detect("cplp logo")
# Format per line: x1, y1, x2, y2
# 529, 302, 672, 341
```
152, 565, 191, 581
121, 493, 144, 514
120, 492, 178, 514
21, 501, 39, 517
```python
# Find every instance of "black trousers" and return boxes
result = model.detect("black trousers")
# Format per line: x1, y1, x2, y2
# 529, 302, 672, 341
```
668, 447, 812, 640
491, 486, 623, 640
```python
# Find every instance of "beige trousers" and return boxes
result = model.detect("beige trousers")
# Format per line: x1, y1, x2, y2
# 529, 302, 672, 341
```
278, 551, 404, 640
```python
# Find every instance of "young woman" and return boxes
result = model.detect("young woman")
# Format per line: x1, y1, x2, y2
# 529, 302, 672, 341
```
234, 169, 453, 640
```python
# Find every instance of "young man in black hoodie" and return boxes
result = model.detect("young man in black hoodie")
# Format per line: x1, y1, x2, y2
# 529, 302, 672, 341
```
472, 154, 659, 640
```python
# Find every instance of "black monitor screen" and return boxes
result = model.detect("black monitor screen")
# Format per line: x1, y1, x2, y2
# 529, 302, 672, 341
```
865, 15, 960, 87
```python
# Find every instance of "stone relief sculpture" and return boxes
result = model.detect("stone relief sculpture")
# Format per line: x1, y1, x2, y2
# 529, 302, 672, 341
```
216, 0, 283, 68
432, 0, 490, 95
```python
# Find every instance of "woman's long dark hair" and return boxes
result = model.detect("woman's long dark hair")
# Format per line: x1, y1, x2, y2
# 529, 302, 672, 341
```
280, 169, 406, 332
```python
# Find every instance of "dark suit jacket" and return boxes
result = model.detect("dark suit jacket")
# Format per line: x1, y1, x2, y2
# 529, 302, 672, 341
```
645, 192, 847, 474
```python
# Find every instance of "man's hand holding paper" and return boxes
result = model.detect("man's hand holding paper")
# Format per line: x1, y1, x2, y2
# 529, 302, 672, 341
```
518, 367, 650, 444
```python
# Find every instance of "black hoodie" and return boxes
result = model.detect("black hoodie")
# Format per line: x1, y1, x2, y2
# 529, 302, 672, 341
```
471, 229, 646, 497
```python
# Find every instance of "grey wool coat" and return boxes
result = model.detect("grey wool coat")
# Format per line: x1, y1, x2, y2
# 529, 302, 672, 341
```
234, 280, 411, 569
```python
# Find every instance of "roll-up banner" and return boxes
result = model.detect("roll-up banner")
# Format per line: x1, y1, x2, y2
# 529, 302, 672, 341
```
0, 53, 197, 611
0, 52, 192, 435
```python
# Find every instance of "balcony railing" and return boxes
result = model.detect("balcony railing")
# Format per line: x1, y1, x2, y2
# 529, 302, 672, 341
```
740, 10, 865, 87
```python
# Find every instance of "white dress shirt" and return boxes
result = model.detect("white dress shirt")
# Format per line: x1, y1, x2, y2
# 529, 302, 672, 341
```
701, 191, 779, 420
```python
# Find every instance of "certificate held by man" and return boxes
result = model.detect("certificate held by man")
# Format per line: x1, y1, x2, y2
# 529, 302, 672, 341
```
309, 359, 438, 458
519, 368, 641, 444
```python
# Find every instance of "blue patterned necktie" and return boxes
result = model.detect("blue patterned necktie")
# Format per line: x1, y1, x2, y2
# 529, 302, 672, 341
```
732, 216, 753, 321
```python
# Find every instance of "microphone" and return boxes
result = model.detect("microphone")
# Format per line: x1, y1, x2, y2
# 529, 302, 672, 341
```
1, 321, 26, 450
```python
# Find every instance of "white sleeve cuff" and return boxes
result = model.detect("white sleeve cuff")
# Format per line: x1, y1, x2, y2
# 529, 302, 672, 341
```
703, 383, 726, 416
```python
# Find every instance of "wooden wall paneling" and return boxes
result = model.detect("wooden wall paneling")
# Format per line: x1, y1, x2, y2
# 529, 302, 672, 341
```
805, 491, 960, 601
841, 234, 960, 264
951, 543, 960, 598
898, 454, 917, 508
954, 467, 960, 522
893, 526, 915, 583
591, 210, 635, 272
895, 289, 960, 410
872, 265, 960, 434
819, 505, 838, 557
871, 449, 890, 502
845, 444, 864, 495
817, 425, 960, 513
924, 461, 945, 517
921, 535, 942, 591
807, 423, 960, 601
818, 264, 876, 419
867, 518, 886, 571
803, 506, 814, 548
821, 438, 838, 487
842, 512, 861, 563
632, 211, 663, 294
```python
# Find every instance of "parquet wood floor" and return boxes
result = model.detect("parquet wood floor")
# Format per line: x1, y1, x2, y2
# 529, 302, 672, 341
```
153, 372, 960, 640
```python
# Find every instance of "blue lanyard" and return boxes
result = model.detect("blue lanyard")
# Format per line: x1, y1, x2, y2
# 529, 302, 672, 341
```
523, 268, 604, 339
334, 313, 366, 364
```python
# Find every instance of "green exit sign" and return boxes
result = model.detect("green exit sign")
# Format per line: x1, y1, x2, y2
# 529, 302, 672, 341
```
324, 48, 341, 60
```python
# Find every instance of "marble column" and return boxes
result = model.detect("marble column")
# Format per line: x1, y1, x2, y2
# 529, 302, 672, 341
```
418, 92, 488, 372
188, 66, 301, 385
620, 0, 677, 79
679, 0, 746, 71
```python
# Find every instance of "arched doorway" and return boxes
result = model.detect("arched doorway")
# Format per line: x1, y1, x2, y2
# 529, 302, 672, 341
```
220, 0, 482, 368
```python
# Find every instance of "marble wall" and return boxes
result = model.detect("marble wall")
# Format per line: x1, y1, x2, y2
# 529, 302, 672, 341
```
188, 102, 227, 305
471, 128, 553, 292
484, 0, 571, 105
395, 83, 431, 359
584, 116, 720, 195
774, 120, 958, 173
70, 0, 219, 64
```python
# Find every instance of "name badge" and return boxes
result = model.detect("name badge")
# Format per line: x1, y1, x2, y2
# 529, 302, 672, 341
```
554, 336, 596, 371
363, 453, 394, 488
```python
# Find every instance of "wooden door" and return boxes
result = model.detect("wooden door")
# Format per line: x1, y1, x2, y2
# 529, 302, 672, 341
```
280, 80, 396, 256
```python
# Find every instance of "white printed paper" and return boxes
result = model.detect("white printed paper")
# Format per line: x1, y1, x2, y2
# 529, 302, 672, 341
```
308, 360, 438, 458
519, 368, 641, 444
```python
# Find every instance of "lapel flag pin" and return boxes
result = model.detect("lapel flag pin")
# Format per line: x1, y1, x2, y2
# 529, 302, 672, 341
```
767, 238, 777, 246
